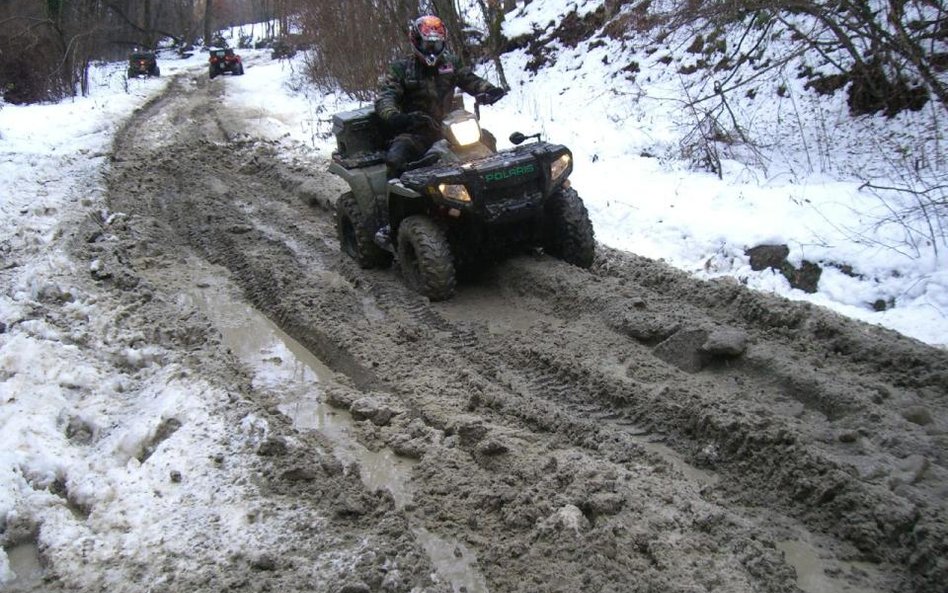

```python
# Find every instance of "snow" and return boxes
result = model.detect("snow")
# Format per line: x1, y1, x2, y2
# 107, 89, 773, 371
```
1, 1, 946, 585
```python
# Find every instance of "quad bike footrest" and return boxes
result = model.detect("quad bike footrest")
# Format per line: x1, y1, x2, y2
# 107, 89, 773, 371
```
332, 151, 386, 169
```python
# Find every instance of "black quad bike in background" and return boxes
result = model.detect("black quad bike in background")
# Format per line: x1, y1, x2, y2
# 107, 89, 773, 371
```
209, 48, 244, 78
328, 94, 595, 301
127, 51, 160, 78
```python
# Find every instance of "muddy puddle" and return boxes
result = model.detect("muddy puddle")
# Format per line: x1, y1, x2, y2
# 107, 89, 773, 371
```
179, 260, 488, 592
776, 538, 886, 593
3, 542, 43, 589
618, 428, 718, 486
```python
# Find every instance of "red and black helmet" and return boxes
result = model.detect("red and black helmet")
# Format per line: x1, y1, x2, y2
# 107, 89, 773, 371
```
410, 15, 447, 66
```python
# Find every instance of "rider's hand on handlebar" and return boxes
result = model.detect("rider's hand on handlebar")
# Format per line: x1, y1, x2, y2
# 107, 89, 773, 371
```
480, 87, 507, 106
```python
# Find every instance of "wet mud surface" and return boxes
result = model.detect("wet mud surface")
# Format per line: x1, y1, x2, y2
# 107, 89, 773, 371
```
55, 74, 948, 591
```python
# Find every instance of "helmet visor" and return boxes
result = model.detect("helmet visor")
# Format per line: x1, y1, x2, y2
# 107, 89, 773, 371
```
419, 38, 444, 56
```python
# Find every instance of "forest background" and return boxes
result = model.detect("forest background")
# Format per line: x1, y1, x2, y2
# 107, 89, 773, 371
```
4, 0, 946, 119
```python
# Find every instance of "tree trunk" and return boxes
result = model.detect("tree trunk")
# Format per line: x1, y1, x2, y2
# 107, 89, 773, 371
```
481, 0, 510, 88
143, 0, 153, 48
203, 0, 213, 47
430, 0, 469, 63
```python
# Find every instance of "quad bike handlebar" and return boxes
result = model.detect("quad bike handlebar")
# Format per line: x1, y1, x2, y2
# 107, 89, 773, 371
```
474, 88, 506, 119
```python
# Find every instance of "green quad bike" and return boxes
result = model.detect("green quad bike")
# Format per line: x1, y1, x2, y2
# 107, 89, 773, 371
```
127, 51, 160, 78
328, 94, 595, 301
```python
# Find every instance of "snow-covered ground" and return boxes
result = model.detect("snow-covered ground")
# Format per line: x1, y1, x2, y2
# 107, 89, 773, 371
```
2, 0, 946, 585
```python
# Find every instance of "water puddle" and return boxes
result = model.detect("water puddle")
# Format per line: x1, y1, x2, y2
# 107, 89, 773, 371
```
415, 527, 488, 593
4, 542, 43, 589
361, 296, 387, 322
622, 427, 718, 487
278, 396, 417, 507
776, 538, 885, 593
181, 263, 487, 591
642, 438, 718, 486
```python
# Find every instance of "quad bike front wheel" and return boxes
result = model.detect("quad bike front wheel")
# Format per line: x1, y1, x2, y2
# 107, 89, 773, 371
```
397, 215, 456, 301
543, 186, 595, 268
336, 192, 392, 269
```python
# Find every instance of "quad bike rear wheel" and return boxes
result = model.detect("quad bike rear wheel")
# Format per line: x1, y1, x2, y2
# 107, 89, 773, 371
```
336, 191, 392, 269
543, 187, 595, 268
397, 215, 456, 301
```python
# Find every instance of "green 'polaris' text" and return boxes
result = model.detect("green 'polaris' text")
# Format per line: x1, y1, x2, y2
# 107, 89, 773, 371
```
484, 164, 535, 183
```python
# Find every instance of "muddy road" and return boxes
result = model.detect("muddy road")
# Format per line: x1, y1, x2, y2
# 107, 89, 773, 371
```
79, 72, 948, 592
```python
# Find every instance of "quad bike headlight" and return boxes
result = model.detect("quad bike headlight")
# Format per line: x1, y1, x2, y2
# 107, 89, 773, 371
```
551, 153, 571, 181
449, 119, 482, 146
438, 183, 471, 203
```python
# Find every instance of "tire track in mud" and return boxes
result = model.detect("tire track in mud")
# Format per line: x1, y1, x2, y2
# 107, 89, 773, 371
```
319, 240, 944, 591
100, 74, 456, 593
472, 256, 948, 590
105, 74, 948, 593
267, 235, 944, 591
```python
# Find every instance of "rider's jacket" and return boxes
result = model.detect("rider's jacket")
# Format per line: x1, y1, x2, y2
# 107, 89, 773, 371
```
375, 53, 496, 124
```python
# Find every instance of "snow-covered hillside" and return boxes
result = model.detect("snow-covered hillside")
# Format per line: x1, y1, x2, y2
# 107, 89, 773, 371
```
489, 0, 947, 346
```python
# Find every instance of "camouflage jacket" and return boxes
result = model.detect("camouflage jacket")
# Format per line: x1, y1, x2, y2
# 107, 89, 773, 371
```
375, 53, 496, 124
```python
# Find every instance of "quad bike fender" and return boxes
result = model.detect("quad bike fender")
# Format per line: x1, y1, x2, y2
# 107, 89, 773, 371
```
387, 182, 428, 234
328, 161, 390, 228
327, 160, 354, 181
328, 161, 390, 200
328, 161, 374, 208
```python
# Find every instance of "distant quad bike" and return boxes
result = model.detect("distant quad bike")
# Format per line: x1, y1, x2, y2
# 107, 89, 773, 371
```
328, 94, 595, 301
209, 48, 244, 78
127, 51, 160, 78
269, 39, 296, 60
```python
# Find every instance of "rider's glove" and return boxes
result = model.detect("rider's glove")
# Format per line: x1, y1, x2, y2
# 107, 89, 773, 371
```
481, 87, 507, 105
388, 111, 437, 132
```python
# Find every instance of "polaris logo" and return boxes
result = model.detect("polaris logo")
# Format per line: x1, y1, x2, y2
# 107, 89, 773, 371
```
484, 164, 535, 183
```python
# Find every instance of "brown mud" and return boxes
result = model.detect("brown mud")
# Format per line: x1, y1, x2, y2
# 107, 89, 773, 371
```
58, 73, 948, 592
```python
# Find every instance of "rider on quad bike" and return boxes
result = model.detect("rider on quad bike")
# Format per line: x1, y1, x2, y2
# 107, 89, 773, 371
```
328, 15, 595, 301
375, 15, 506, 179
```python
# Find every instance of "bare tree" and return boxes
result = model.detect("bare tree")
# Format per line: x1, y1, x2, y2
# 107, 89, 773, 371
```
202, 0, 213, 46
297, 0, 416, 99
476, 0, 510, 89
662, 0, 948, 116
103, 0, 186, 49
0, 0, 106, 103
653, 0, 948, 252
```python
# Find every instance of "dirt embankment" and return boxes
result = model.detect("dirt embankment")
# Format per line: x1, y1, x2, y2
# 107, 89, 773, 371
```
74, 73, 948, 592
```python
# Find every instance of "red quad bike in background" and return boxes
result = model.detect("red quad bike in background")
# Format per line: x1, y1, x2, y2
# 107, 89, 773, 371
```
209, 48, 244, 79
